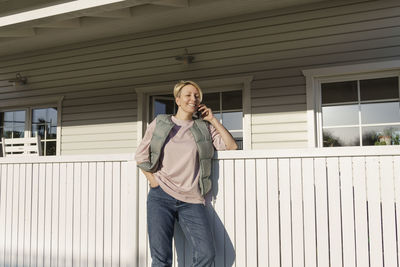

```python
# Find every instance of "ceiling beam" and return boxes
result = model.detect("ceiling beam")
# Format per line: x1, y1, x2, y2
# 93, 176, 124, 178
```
0, 28, 36, 37
90, 8, 132, 18
35, 18, 81, 28
149, 0, 189, 7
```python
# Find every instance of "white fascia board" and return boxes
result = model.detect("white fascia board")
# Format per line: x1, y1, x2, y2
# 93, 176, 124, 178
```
0, 0, 140, 27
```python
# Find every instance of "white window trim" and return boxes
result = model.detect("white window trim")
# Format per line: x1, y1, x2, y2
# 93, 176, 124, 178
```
135, 76, 253, 150
303, 59, 400, 147
0, 95, 64, 155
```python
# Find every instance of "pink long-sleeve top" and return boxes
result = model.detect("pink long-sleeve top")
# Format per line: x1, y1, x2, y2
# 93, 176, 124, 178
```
135, 116, 226, 204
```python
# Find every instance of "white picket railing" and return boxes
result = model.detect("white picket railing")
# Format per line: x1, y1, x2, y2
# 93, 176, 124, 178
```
0, 154, 138, 267
1, 147, 400, 267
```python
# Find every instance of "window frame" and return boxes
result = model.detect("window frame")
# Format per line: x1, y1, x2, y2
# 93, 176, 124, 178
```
0, 95, 63, 155
135, 76, 253, 150
303, 60, 400, 147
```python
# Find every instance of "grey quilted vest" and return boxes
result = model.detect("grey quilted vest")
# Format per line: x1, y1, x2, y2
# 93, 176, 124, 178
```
137, 114, 215, 196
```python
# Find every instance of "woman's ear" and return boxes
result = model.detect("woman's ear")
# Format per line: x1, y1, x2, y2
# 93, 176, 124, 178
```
175, 97, 180, 107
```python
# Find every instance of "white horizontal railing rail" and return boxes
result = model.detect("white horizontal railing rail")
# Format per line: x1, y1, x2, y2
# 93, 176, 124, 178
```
1, 147, 400, 267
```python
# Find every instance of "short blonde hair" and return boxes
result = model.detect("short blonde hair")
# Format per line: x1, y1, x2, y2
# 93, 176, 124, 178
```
173, 80, 203, 102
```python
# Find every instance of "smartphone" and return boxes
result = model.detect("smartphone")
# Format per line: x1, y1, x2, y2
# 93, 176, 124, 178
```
196, 109, 202, 119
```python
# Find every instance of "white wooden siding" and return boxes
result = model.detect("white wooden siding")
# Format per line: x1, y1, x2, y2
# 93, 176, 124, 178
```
0, 0, 400, 152
1, 147, 400, 266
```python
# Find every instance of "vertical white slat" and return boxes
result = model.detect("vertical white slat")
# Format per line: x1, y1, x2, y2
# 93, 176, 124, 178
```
234, 159, 246, 267
302, 158, 316, 267
58, 163, 67, 267
24, 164, 33, 266
380, 156, 397, 267
65, 163, 74, 266
339, 157, 356, 267
43, 163, 53, 267
87, 162, 97, 267
290, 158, 304, 267
137, 169, 149, 267
224, 159, 235, 267
245, 159, 257, 267
112, 162, 121, 267
172, 232, 178, 267
5, 164, 13, 266
326, 158, 343, 267
36, 163, 46, 267
73, 162, 82, 267
353, 157, 369, 267
267, 158, 280, 267
0, 164, 6, 266
80, 162, 89, 267
256, 158, 268, 267
30, 163, 39, 267
17, 164, 26, 267
366, 157, 383, 267
214, 159, 225, 267
120, 161, 138, 267
208, 159, 217, 267
50, 163, 60, 267
314, 158, 329, 267
10, 164, 19, 267
279, 158, 292, 267
394, 156, 400, 267
96, 162, 105, 267
104, 162, 113, 267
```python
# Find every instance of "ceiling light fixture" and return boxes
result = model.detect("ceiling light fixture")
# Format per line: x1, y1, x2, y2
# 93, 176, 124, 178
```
175, 48, 195, 64
8, 72, 28, 86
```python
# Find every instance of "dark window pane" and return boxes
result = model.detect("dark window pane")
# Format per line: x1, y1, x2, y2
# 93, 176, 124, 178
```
360, 77, 399, 101
322, 105, 359, 127
47, 126, 57, 139
323, 127, 360, 147
361, 102, 400, 124
222, 91, 242, 110
14, 110, 25, 122
153, 97, 176, 118
321, 81, 358, 104
0, 110, 26, 139
48, 108, 57, 126
202, 92, 220, 111
362, 125, 400, 145
45, 141, 57, 155
32, 108, 47, 123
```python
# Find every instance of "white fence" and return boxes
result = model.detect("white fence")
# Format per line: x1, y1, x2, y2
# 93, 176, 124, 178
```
1, 147, 400, 267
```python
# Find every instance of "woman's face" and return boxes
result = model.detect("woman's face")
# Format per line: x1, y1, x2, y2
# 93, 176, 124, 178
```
176, 84, 201, 115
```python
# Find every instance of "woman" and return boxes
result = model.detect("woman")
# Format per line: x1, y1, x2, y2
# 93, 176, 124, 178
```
135, 80, 237, 267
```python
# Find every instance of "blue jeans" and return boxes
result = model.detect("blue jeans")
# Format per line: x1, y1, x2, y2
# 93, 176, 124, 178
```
147, 186, 215, 267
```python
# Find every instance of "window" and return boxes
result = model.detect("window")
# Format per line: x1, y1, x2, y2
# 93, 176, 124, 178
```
150, 90, 244, 149
320, 76, 400, 146
0, 107, 58, 155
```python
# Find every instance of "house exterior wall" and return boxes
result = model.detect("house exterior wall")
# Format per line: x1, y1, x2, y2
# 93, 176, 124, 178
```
0, 0, 399, 154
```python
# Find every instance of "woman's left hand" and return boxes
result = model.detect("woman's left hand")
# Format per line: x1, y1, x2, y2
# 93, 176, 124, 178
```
197, 104, 214, 121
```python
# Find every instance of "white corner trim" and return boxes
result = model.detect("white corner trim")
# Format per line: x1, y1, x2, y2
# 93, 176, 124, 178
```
302, 59, 400, 78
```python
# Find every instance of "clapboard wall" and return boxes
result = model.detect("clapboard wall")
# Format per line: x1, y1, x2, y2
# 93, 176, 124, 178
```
0, 0, 400, 154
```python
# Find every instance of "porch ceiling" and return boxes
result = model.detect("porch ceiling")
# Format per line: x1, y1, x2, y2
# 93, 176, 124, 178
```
0, 0, 329, 57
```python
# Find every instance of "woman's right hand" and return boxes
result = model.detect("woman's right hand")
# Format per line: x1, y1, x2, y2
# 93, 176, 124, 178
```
149, 179, 159, 188
141, 169, 159, 188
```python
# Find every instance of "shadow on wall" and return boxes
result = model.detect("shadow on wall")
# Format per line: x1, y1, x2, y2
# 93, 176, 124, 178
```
173, 161, 236, 267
